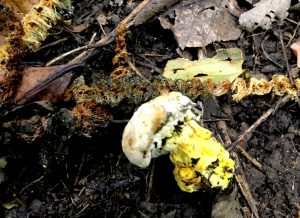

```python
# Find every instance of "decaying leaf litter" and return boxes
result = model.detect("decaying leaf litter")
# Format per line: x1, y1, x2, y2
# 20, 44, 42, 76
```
0, 0, 300, 217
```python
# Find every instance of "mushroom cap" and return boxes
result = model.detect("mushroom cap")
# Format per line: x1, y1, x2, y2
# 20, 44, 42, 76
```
122, 92, 202, 168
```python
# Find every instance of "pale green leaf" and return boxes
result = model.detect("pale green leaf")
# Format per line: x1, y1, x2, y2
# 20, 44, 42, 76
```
163, 48, 244, 83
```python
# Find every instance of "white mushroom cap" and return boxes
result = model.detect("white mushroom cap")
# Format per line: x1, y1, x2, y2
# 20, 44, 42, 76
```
122, 92, 203, 168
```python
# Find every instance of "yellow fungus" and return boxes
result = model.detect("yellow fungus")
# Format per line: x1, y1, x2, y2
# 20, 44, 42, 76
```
122, 92, 234, 192
22, 0, 73, 50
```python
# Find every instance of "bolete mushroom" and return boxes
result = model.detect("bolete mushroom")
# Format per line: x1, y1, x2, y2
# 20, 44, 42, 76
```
122, 92, 234, 192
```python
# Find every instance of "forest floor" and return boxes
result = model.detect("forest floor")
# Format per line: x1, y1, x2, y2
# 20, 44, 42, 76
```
0, 0, 300, 217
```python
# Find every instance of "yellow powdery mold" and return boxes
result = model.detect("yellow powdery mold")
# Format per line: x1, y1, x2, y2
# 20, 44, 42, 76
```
0, 0, 73, 68
122, 92, 234, 192
168, 120, 234, 192
22, 0, 73, 50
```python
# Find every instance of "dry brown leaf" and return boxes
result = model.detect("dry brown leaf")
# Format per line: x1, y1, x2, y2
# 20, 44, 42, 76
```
132, 0, 180, 26
161, 0, 242, 49
14, 63, 83, 105
239, 0, 291, 31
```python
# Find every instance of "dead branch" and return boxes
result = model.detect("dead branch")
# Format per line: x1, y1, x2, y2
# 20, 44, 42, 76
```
213, 96, 260, 218
46, 0, 180, 66
279, 30, 293, 84
228, 95, 290, 151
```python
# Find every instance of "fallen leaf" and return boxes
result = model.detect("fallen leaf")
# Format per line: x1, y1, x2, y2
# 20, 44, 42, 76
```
160, 0, 242, 49
291, 40, 300, 68
239, 0, 291, 31
132, 0, 180, 26
15, 63, 84, 105
163, 48, 244, 83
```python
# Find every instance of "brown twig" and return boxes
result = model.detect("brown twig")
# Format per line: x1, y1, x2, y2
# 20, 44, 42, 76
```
74, 153, 86, 186
36, 37, 69, 52
20, 173, 46, 194
135, 60, 162, 74
75, 203, 90, 217
279, 30, 293, 84
228, 95, 290, 151
145, 160, 155, 202
279, 30, 300, 108
212, 97, 260, 218
203, 118, 230, 122
286, 19, 300, 47
236, 144, 262, 170
234, 158, 260, 218
119, 0, 151, 27
46, 32, 115, 66
216, 119, 262, 170
46, 0, 181, 66
127, 60, 151, 84
261, 36, 284, 69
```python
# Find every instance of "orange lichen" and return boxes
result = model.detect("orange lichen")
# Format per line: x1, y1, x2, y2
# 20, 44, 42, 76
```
111, 24, 132, 80
71, 101, 112, 133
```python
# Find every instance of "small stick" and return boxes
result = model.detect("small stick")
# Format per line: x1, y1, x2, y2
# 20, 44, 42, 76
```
128, 60, 151, 84
234, 157, 260, 218
36, 37, 69, 51
285, 18, 299, 26
74, 153, 86, 186
236, 144, 262, 170
120, 0, 151, 27
279, 30, 300, 107
75, 203, 90, 216
135, 60, 162, 74
228, 107, 273, 151
20, 173, 46, 194
203, 118, 230, 122
46, 0, 154, 66
46, 32, 115, 66
47, 0, 180, 66
145, 161, 155, 202
286, 20, 300, 47
69, 32, 98, 64
228, 95, 290, 151
213, 97, 260, 218
218, 134, 260, 218
261, 36, 284, 69
279, 30, 293, 84
216, 117, 262, 170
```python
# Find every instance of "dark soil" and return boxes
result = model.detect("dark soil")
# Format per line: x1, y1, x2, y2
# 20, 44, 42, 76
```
0, 1, 300, 217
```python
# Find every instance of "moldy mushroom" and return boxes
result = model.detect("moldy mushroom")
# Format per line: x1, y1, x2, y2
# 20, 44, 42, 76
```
122, 92, 234, 192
